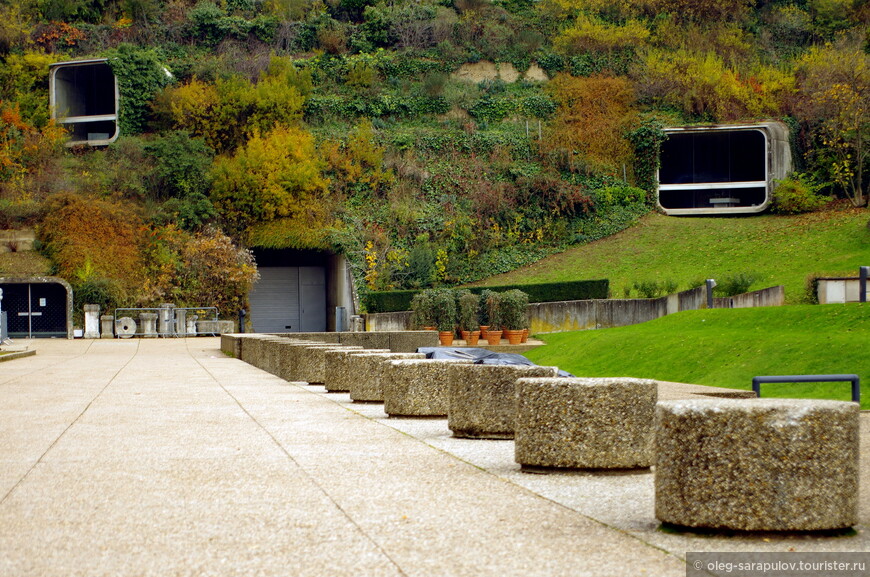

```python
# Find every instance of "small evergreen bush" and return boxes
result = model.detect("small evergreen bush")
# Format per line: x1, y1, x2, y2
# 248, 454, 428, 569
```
771, 174, 827, 215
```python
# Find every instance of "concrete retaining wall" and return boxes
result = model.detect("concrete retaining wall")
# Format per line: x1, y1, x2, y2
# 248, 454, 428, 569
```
362, 285, 783, 335
713, 285, 785, 309
364, 311, 413, 332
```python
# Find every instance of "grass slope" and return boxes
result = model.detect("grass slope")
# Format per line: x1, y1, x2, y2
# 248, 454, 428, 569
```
525, 304, 870, 409
473, 205, 870, 304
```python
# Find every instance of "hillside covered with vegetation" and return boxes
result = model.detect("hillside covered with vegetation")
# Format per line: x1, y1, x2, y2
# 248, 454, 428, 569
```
472, 204, 870, 303
0, 0, 868, 313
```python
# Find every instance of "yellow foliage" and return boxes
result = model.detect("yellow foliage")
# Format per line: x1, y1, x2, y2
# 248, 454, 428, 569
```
638, 48, 793, 121
644, 0, 753, 23
554, 14, 649, 55
154, 71, 306, 153
797, 43, 870, 206
545, 74, 637, 175
38, 193, 146, 301
0, 51, 65, 127
323, 119, 394, 196
651, 18, 751, 66
210, 125, 334, 239
0, 101, 66, 191
536, 0, 644, 20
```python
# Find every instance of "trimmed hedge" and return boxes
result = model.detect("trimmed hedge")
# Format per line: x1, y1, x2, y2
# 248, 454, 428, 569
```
364, 289, 420, 314
362, 279, 609, 313
469, 279, 609, 303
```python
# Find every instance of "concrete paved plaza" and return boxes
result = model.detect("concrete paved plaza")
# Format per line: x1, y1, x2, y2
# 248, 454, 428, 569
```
1, 338, 867, 576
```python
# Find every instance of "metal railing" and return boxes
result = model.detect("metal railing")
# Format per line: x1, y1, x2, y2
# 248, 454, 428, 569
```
113, 307, 220, 338
752, 374, 861, 404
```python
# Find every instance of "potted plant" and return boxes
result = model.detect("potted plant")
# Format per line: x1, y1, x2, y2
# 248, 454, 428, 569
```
500, 289, 529, 345
479, 289, 496, 338
483, 291, 503, 345
410, 289, 436, 330
457, 290, 480, 345
431, 288, 457, 346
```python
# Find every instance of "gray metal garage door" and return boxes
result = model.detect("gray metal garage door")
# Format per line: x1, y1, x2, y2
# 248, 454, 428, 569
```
249, 266, 326, 333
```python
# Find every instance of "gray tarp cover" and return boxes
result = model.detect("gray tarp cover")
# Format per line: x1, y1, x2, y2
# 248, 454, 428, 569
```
417, 347, 573, 377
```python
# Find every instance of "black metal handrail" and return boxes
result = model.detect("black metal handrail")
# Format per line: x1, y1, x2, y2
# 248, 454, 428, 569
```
751, 374, 861, 404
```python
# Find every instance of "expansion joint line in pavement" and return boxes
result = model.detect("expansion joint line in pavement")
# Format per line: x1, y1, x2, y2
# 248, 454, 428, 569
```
327, 375, 683, 563
0, 339, 142, 506
187, 341, 411, 577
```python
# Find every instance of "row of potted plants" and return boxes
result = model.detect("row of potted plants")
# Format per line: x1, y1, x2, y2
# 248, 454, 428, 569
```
409, 288, 530, 346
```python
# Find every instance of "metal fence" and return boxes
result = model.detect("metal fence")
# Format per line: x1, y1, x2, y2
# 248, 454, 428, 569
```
112, 307, 220, 338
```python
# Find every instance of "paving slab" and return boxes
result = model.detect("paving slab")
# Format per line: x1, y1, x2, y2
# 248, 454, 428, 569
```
1, 338, 866, 577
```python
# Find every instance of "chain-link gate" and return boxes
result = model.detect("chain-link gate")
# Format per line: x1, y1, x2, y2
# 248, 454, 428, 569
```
0, 281, 69, 338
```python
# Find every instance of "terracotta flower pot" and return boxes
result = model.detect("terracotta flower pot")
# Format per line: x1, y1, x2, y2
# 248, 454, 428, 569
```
466, 330, 480, 346
460, 330, 470, 342
423, 326, 437, 331
504, 329, 524, 345
521, 328, 529, 343
485, 329, 503, 345
479, 325, 490, 339
438, 331, 454, 346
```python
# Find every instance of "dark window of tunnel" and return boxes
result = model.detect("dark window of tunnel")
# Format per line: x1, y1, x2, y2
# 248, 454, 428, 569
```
53, 62, 116, 118
659, 130, 766, 185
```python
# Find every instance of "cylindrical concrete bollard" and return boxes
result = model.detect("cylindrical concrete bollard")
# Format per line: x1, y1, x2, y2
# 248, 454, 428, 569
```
655, 398, 860, 531
514, 377, 657, 470
383, 359, 473, 417
447, 364, 560, 439
324, 349, 391, 392
347, 352, 427, 402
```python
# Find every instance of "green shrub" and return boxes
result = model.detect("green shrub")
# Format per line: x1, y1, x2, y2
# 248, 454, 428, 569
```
73, 277, 123, 322
483, 290, 502, 328
144, 130, 214, 200
714, 272, 759, 297
409, 289, 436, 327
632, 280, 662, 298
631, 279, 678, 298
431, 288, 457, 331
500, 289, 529, 330
457, 290, 480, 331
771, 174, 827, 215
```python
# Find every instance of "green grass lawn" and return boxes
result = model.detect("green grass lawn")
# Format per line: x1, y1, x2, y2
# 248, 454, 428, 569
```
525, 304, 870, 409
473, 204, 870, 304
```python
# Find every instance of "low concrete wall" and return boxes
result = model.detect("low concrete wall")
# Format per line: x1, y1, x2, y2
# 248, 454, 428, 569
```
221, 330, 438, 357
713, 286, 785, 309
365, 311, 412, 332
523, 287, 704, 333
362, 285, 784, 335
